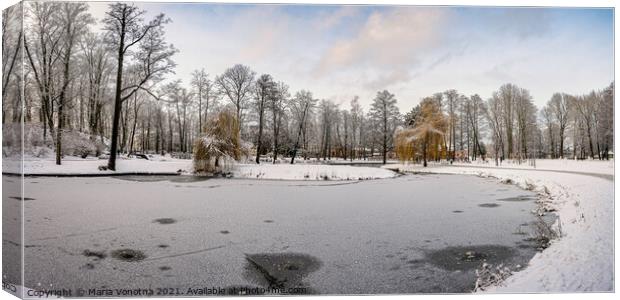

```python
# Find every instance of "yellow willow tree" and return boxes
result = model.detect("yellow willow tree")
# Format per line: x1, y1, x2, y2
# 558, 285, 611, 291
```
395, 98, 448, 167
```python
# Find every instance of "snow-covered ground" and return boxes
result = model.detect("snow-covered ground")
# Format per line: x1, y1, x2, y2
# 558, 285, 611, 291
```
449, 158, 614, 175
2, 155, 192, 175
2, 156, 397, 180
384, 162, 614, 292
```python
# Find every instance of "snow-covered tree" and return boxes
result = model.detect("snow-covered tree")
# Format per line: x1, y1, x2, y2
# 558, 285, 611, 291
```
369, 90, 400, 164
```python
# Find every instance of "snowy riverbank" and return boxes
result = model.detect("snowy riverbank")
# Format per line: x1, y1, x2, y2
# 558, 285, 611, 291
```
448, 158, 614, 176
2, 156, 397, 180
384, 162, 614, 292
2, 155, 192, 175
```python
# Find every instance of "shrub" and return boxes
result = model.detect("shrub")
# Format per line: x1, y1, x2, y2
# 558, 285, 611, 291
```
193, 109, 246, 174
2, 123, 105, 158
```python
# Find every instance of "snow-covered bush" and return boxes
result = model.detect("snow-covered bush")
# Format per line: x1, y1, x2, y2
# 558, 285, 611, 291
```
474, 263, 513, 292
193, 110, 248, 174
2, 123, 105, 158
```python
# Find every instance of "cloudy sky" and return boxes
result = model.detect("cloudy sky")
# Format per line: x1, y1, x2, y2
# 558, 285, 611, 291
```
88, 2, 613, 110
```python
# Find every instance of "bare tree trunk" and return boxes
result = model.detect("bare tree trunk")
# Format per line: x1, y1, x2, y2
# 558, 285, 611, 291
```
128, 94, 139, 155
108, 29, 125, 170
255, 102, 264, 164
291, 102, 309, 164
382, 111, 387, 164
272, 111, 279, 163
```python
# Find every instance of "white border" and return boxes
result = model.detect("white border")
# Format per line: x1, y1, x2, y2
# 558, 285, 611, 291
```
0, 1, 616, 300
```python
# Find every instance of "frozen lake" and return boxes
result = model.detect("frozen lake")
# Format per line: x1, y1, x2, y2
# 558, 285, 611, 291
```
3, 173, 548, 295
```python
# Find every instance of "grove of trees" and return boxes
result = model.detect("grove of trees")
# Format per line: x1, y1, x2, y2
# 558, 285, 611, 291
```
1, 2, 614, 168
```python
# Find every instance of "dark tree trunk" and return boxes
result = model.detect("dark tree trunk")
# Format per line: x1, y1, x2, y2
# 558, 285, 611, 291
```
108, 24, 126, 171
291, 102, 308, 164
255, 102, 264, 164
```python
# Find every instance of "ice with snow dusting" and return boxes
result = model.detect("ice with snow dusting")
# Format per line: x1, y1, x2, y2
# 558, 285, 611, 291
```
385, 162, 614, 292
234, 163, 397, 180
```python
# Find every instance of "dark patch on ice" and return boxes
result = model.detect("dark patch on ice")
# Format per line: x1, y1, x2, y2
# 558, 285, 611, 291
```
517, 244, 534, 249
82, 249, 106, 260
157, 244, 169, 248
9, 196, 35, 201
497, 195, 536, 202
159, 266, 171, 271
113, 176, 168, 182
220, 230, 230, 234
243, 252, 321, 292
478, 203, 500, 208
407, 259, 424, 264
111, 249, 146, 262
426, 245, 515, 271
113, 175, 213, 183
153, 218, 176, 225
263, 220, 274, 223
169, 176, 212, 183
452, 210, 464, 213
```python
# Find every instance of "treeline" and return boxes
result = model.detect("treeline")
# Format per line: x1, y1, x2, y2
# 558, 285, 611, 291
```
1, 2, 614, 168
396, 83, 614, 166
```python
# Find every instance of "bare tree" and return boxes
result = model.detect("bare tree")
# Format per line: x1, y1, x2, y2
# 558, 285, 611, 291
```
540, 105, 556, 158
269, 81, 289, 163
2, 5, 22, 104
369, 90, 400, 164
549, 93, 570, 158
498, 84, 517, 159
54, 2, 93, 165
190, 68, 213, 133
463, 94, 485, 160
80, 32, 110, 139
598, 83, 614, 159
485, 94, 505, 164
215, 64, 255, 128
253, 74, 275, 164
290, 90, 316, 164
349, 96, 362, 161
24, 1, 63, 141
514, 87, 536, 159
103, 2, 176, 170
443, 89, 460, 161
573, 92, 598, 158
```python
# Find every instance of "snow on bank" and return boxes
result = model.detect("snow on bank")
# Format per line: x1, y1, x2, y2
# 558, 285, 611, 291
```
451, 158, 614, 175
3, 156, 398, 181
2, 155, 192, 175
385, 163, 614, 292
233, 163, 397, 180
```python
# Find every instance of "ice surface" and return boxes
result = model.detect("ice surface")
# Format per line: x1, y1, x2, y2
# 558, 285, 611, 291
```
11, 174, 542, 294
385, 163, 614, 292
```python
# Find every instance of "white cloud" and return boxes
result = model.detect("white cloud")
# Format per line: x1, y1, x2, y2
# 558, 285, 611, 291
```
314, 7, 447, 83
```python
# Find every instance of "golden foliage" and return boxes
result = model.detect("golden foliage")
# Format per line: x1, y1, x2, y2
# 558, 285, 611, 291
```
395, 98, 448, 164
